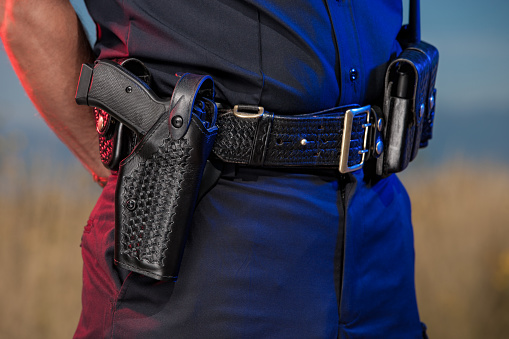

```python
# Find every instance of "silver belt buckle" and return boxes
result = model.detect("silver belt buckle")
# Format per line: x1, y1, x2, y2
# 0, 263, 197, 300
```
339, 105, 372, 173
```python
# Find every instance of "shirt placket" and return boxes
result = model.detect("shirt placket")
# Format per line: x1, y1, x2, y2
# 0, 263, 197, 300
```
325, 0, 365, 105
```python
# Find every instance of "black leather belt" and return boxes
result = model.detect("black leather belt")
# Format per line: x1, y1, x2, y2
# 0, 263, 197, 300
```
212, 104, 383, 173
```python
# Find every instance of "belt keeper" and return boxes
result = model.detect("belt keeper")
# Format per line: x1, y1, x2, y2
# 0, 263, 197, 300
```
233, 105, 274, 167
250, 111, 273, 166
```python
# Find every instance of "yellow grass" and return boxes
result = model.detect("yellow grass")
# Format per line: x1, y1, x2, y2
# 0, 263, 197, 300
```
1, 153, 508, 338
0, 154, 100, 338
402, 161, 509, 339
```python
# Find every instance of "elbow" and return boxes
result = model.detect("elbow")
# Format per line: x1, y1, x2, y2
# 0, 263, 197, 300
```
0, 1, 34, 41
0, 2, 17, 41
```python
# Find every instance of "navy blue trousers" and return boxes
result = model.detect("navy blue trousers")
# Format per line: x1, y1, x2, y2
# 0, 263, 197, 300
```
75, 167, 423, 338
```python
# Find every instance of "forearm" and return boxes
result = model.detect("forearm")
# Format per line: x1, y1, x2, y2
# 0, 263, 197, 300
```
0, 0, 109, 181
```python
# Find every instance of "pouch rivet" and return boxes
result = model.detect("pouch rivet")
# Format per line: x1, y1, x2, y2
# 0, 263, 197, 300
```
419, 103, 425, 118
376, 140, 384, 155
301, 139, 309, 146
172, 115, 184, 128
126, 199, 137, 211
126, 86, 132, 93
377, 118, 383, 131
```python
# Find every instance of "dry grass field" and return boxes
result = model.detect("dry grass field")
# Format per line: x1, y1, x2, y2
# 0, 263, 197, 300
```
1, 152, 509, 338
0, 153, 100, 338
402, 161, 509, 339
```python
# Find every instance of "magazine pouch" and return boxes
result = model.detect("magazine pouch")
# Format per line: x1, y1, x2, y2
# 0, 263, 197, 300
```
376, 41, 439, 175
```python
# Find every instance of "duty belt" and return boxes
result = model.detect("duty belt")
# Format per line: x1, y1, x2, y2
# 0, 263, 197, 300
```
77, 57, 437, 177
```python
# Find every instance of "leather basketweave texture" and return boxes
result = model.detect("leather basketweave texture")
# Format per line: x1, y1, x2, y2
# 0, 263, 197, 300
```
98, 134, 115, 166
214, 111, 258, 164
265, 114, 366, 167
115, 114, 216, 281
95, 108, 115, 166
213, 110, 367, 167
418, 43, 439, 147
119, 137, 192, 265
112, 73, 217, 281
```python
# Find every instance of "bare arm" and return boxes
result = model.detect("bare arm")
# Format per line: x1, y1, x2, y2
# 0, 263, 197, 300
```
0, 0, 110, 184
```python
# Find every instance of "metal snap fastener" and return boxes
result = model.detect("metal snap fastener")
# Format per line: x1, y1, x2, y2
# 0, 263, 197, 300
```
376, 140, 384, 155
429, 94, 435, 110
171, 115, 184, 128
377, 118, 383, 132
420, 103, 425, 118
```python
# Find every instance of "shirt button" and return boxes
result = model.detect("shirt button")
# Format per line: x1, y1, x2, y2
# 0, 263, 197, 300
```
349, 68, 358, 81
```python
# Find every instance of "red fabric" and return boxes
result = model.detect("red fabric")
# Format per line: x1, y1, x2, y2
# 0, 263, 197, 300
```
74, 175, 121, 338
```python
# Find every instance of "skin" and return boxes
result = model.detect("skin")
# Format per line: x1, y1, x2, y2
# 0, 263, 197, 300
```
0, 0, 110, 182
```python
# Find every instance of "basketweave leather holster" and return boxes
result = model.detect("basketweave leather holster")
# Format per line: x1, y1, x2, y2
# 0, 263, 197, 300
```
113, 74, 218, 281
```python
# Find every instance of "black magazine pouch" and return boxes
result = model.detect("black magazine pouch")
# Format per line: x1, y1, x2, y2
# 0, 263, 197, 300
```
114, 74, 218, 281
376, 0, 439, 176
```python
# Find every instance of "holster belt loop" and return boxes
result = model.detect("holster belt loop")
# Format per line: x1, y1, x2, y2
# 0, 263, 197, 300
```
232, 105, 274, 166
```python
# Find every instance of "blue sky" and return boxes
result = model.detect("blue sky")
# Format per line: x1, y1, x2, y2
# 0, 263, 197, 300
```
420, 0, 509, 113
0, 0, 508, 167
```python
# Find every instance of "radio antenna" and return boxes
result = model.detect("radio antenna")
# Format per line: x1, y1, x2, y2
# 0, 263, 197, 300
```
408, 0, 421, 43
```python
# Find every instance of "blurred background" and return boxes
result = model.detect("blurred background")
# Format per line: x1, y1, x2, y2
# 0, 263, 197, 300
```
1, 0, 508, 338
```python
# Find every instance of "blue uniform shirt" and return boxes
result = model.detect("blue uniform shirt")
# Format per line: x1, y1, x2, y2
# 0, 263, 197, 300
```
85, 0, 402, 112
